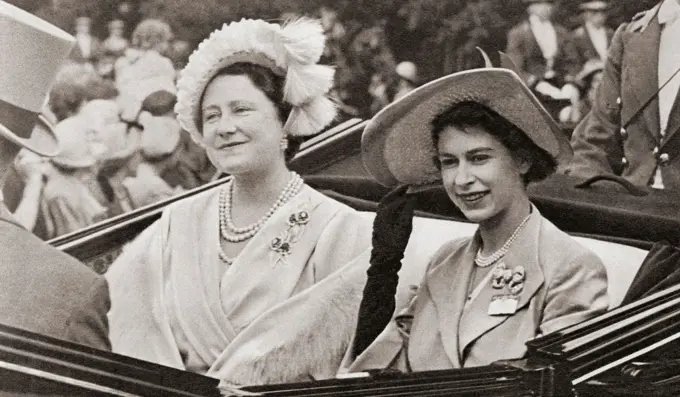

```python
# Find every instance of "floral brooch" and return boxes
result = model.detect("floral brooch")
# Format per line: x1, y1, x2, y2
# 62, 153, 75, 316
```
491, 263, 526, 295
269, 207, 311, 266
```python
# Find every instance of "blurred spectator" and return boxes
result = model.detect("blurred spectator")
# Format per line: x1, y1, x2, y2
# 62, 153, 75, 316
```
568, 2, 680, 190
41, 116, 108, 239
48, 63, 100, 121
347, 23, 397, 116
102, 19, 129, 56
80, 98, 178, 215
70, 16, 102, 64
572, 0, 613, 66
505, 0, 581, 100
115, 18, 176, 103
95, 49, 119, 81
167, 40, 192, 73
559, 59, 604, 124
48, 63, 119, 122
138, 90, 215, 190
392, 61, 419, 101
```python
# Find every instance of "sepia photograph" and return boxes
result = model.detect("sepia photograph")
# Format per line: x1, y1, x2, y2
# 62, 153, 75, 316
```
0, 0, 678, 395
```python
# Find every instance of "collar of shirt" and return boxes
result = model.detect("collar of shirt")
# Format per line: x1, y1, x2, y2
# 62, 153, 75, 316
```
529, 14, 553, 28
658, 0, 680, 25
585, 22, 605, 33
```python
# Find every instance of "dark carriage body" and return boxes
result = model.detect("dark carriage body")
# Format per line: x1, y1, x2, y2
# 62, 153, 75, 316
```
4, 118, 680, 396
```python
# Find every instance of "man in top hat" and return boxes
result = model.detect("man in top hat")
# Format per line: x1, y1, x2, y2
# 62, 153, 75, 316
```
572, 1, 614, 66
505, 0, 581, 97
0, 2, 110, 350
568, 0, 680, 190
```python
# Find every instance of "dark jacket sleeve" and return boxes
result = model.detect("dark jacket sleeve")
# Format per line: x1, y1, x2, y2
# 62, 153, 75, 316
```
566, 23, 627, 179
64, 276, 112, 351
505, 26, 533, 85
560, 28, 582, 83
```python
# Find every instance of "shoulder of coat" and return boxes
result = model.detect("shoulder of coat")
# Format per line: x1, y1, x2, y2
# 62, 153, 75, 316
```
627, 6, 658, 33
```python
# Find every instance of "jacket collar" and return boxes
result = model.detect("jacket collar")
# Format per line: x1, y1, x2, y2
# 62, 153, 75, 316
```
425, 205, 545, 366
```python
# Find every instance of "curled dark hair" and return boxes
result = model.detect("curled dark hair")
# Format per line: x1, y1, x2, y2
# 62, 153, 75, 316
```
200, 63, 301, 162
430, 101, 556, 184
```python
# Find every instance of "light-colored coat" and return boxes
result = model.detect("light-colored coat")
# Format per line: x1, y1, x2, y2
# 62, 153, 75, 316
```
107, 183, 373, 383
348, 208, 608, 372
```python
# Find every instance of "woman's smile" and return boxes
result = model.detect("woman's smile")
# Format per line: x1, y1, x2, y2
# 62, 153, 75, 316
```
456, 191, 490, 205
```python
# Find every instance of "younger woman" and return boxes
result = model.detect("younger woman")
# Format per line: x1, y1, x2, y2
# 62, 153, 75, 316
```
349, 63, 609, 371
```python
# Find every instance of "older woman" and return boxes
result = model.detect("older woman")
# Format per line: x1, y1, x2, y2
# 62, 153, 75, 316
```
348, 57, 609, 371
106, 18, 372, 384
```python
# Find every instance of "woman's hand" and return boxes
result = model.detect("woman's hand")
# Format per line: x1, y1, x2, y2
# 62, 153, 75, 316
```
354, 185, 418, 357
14, 149, 46, 185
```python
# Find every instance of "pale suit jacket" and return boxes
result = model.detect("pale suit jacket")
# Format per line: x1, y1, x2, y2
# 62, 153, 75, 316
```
349, 208, 608, 372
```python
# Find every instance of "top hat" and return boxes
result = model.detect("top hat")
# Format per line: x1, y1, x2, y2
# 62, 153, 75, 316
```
579, 1, 609, 11
0, 2, 75, 156
361, 54, 572, 189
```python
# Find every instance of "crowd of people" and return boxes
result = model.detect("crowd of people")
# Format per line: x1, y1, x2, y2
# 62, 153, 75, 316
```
0, 0, 678, 392
3, 16, 214, 240
3, 0, 621, 242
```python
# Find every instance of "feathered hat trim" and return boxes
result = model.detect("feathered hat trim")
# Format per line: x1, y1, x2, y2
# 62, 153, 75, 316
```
175, 17, 337, 144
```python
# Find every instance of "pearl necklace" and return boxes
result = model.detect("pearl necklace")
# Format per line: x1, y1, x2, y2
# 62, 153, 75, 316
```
474, 214, 531, 268
219, 172, 303, 243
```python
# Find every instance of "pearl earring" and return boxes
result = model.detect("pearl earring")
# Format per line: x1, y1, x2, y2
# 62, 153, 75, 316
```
280, 137, 289, 151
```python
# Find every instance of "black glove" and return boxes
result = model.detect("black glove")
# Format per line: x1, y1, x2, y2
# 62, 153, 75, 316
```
353, 185, 418, 357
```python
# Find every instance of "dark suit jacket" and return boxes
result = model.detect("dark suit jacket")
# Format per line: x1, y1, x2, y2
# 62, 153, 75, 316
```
505, 21, 581, 85
572, 25, 615, 65
568, 5, 680, 190
0, 208, 111, 351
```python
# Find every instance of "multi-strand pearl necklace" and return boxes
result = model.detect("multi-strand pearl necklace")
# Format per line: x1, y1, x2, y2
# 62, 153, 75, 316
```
219, 171, 304, 244
474, 214, 531, 268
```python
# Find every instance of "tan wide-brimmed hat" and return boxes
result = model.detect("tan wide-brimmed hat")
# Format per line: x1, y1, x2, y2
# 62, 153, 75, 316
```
0, 2, 75, 157
362, 60, 572, 189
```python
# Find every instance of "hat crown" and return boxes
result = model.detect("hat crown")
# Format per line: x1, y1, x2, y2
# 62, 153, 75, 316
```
0, 2, 75, 113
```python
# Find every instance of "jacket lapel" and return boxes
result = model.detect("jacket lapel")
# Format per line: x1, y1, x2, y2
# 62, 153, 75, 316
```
523, 22, 540, 59
425, 240, 476, 367
457, 210, 545, 360
624, 16, 661, 141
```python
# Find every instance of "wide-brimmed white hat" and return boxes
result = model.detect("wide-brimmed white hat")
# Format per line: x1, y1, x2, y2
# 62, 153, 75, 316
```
175, 18, 337, 144
0, 2, 75, 157
362, 55, 572, 189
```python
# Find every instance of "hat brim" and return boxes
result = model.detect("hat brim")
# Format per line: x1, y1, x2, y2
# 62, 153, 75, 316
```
361, 68, 573, 188
0, 115, 60, 157
51, 156, 96, 169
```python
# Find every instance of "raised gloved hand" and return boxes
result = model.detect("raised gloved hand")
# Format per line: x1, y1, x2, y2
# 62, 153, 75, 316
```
353, 184, 418, 357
